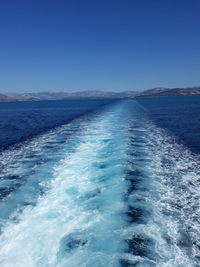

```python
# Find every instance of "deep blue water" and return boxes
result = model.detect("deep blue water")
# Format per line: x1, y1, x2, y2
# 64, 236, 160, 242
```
0, 99, 116, 151
0, 97, 199, 267
136, 95, 200, 154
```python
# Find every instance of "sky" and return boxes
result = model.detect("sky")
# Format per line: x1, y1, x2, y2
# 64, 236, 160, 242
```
0, 0, 200, 92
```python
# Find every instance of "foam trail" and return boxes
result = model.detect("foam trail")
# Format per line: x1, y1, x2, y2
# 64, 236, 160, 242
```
0, 115, 89, 227
0, 100, 199, 267
121, 101, 200, 266
0, 103, 129, 266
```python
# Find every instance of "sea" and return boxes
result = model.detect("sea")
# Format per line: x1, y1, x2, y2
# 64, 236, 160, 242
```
0, 96, 199, 267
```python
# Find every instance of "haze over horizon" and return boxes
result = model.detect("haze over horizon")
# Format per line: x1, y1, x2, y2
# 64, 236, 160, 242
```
3, 86, 200, 95
0, 0, 200, 93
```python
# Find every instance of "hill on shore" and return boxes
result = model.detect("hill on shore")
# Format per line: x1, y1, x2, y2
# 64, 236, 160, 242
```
136, 87, 200, 98
0, 87, 200, 102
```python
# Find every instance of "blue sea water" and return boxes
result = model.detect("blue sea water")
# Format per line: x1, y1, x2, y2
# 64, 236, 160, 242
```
136, 96, 200, 154
0, 99, 116, 151
0, 97, 199, 267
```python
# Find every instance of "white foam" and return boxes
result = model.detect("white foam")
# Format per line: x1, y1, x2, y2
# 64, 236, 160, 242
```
0, 104, 129, 267
0, 100, 199, 267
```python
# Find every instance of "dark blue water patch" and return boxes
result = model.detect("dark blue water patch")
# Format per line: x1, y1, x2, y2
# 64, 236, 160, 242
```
130, 142, 144, 148
57, 232, 88, 258
127, 151, 149, 159
0, 181, 23, 200
160, 157, 177, 169
121, 260, 157, 267
76, 189, 102, 211
126, 178, 140, 190
3, 174, 21, 180
120, 259, 156, 267
126, 234, 155, 260
0, 99, 117, 151
125, 206, 146, 224
120, 259, 138, 267
177, 229, 200, 264
0, 187, 14, 200
124, 167, 148, 196
177, 230, 193, 248
120, 259, 134, 267
120, 259, 144, 267
135, 96, 200, 154
21, 156, 49, 167
125, 169, 145, 181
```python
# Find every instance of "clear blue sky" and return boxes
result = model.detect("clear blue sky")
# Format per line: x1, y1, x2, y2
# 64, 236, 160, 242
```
0, 0, 200, 92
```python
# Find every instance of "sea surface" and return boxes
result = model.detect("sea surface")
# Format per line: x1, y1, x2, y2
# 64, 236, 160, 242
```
0, 97, 199, 267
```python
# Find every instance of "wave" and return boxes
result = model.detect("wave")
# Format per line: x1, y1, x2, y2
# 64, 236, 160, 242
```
0, 100, 199, 266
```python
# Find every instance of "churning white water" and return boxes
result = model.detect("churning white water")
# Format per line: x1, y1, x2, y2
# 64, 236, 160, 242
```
0, 101, 199, 267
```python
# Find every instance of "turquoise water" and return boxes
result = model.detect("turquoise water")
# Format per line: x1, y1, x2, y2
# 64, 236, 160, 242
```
0, 99, 199, 266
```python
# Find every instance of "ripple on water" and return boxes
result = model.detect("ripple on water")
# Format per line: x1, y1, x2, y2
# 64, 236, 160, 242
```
0, 100, 199, 267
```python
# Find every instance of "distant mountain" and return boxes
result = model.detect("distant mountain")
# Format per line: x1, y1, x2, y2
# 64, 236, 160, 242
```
0, 90, 139, 101
0, 87, 200, 102
1, 93, 42, 102
27, 90, 139, 99
136, 87, 200, 97
0, 93, 12, 101
136, 87, 170, 96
